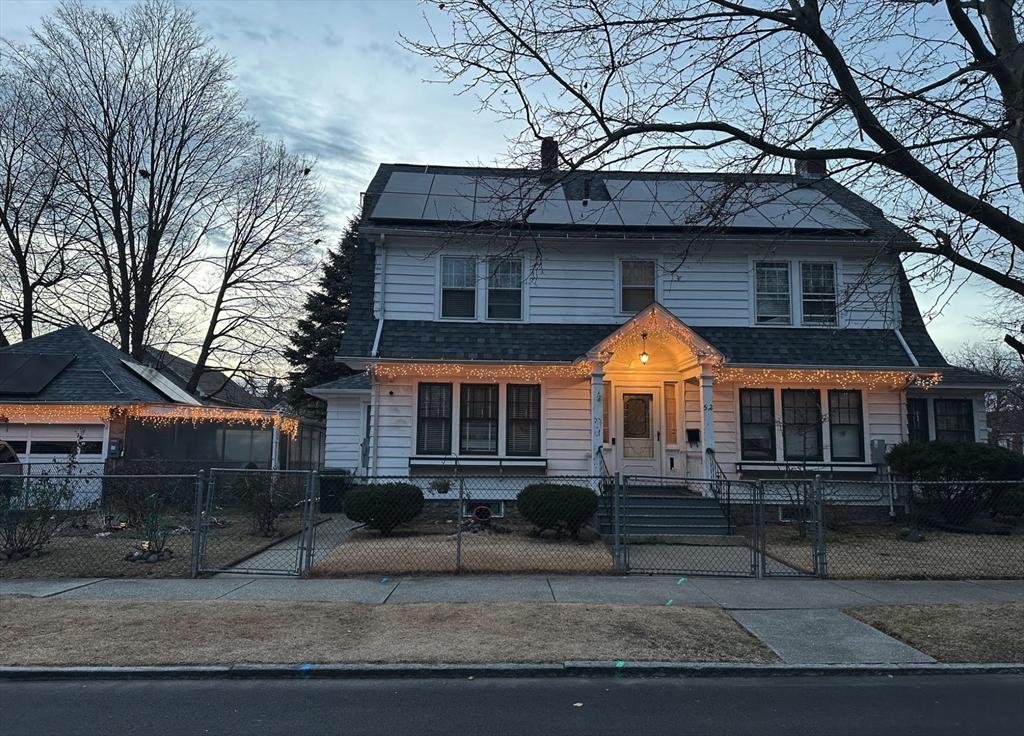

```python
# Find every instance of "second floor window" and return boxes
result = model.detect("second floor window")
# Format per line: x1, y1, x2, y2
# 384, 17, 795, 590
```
755, 262, 792, 324
801, 262, 838, 325
487, 258, 523, 320
441, 256, 477, 318
621, 260, 656, 312
782, 389, 823, 461
460, 383, 499, 454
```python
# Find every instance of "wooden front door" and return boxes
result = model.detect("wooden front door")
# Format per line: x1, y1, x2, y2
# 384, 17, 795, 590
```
616, 388, 662, 477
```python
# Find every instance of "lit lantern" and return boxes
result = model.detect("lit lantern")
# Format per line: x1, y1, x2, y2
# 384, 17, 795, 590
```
639, 332, 650, 365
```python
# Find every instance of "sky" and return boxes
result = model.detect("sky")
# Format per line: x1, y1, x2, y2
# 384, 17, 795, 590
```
0, 0, 998, 354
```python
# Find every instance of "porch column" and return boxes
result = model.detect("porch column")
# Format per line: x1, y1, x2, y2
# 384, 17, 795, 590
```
699, 366, 716, 478
589, 358, 607, 477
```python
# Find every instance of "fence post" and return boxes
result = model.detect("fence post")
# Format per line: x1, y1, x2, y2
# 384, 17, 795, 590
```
812, 474, 827, 578
190, 470, 206, 578
299, 471, 318, 577
754, 481, 764, 579
455, 475, 464, 574
612, 473, 624, 574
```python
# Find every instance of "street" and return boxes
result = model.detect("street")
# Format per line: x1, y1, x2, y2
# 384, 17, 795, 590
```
1, 674, 1021, 735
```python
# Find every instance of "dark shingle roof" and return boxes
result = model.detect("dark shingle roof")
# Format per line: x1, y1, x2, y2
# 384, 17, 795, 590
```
144, 348, 267, 409
311, 372, 371, 391
0, 327, 166, 403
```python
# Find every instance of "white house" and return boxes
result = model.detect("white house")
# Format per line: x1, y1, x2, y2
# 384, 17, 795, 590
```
310, 155, 999, 494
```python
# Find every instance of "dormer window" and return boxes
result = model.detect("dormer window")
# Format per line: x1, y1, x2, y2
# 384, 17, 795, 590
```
441, 256, 477, 319
487, 257, 523, 320
621, 260, 656, 313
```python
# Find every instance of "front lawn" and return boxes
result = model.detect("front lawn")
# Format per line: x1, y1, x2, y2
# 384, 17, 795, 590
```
847, 602, 1024, 662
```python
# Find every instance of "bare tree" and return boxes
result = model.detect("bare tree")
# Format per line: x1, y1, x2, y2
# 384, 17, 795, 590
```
0, 62, 80, 340
185, 140, 322, 393
409, 0, 1024, 303
951, 341, 1024, 449
7, 0, 254, 357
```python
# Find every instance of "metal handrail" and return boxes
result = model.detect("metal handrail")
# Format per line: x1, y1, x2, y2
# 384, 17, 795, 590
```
705, 449, 733, 534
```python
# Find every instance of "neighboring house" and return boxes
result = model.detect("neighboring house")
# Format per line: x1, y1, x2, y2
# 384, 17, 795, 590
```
0, 326, 320, 474
309, 152, 1000, 494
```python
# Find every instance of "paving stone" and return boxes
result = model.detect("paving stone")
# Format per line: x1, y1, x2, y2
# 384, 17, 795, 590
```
58, 578, 252, 600
834, 580, 1019, 605
221, 578, 398, 603
0, 578, 103, 597
547, 575, 716, 606
690, 578, 876, 609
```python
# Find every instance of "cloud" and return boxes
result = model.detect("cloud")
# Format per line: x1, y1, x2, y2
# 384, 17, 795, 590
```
323, 25, 343, 48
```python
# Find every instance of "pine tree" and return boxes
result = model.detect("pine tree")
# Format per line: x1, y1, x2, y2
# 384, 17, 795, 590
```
284, 213, 359, 416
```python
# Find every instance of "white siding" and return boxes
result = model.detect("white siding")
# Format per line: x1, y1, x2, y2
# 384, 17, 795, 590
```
865, 389, 906, 451
711, 385, 739, 469
374, 378, 415, 475
376, 239, 899, 328
544, 376, 592, 474
323, 395, 366, 471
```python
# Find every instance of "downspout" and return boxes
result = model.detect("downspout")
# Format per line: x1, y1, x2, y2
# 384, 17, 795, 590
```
894, 328, 919, 366
370, 234, 386, 476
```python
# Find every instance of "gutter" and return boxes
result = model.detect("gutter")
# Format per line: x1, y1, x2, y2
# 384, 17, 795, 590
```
893, 328, 919, 366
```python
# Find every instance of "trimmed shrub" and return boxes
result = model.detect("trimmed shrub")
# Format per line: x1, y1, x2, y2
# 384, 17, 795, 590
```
887, 441, 1024, 525
516, 483, 598, 539
343, 483, 424, 535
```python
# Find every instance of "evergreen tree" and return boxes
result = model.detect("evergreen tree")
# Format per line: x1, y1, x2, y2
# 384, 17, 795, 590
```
284, 213, 359, 416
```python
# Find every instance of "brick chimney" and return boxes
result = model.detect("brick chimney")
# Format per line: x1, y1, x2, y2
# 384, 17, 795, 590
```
795, 153, 827, 177
540, 137, 559, 172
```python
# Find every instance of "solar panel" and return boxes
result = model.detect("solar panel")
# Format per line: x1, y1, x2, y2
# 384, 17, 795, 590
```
385, 171, 434, 194
567, 200, 624, 226
604, 179, 654, 201
422, 194, 474, 221
0, 353, 74, 396
121, 359, 203, 405
427, 174, 477, 197
612, 199, 673, 227
372, 191, 429, 219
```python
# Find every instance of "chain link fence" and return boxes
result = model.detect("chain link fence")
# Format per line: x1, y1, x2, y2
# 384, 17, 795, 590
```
2, 468, 1021, 580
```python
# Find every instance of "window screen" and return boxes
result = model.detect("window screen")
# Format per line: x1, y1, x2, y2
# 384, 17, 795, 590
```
460, 384, 498, 454
506, 384, 540, 456
782, 389, 823, 461
801, 262, 838, 325
621, 260, 656, 312
828, 390, 864, 461
755, 262, 791, 324
740, 388, 776, 460
441, 256, 476, 318
487, 258, 523, 320
417, 383, 452, 455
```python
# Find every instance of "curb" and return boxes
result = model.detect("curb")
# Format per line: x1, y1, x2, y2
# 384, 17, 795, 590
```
1, 661, 1021, 681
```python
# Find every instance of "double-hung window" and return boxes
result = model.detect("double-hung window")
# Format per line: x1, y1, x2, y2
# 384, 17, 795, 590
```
755, 262, 791, 324
934, 399, 975, 442
441, 256, 477, 318
487, 257, 523, 320
460, 384, 499, 454
782, 389, 823, 461
801, 262, 838, 325
506, 384, 540, 455
621, 260, 656, 312
828, 390, 864, 461
739, 388, 776, 460
906, 398, 930, 442
417, 383, 452, 455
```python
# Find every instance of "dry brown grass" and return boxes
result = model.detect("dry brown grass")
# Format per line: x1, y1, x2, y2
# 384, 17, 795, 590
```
312, 531, 614, 576
848, 602, 1024, 662
0, 512, 303, 579
0, 598, 774, 665
757, 525, 1024, 579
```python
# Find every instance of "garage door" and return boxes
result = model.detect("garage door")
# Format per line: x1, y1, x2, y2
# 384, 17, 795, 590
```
0, 423, 106, 506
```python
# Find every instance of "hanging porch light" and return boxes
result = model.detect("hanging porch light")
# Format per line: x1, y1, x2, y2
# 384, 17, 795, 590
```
639, 332, 650, 365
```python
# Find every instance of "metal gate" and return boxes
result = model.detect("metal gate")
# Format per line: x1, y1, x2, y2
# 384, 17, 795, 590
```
196, 468, 317, 576
614, 475, 826, 578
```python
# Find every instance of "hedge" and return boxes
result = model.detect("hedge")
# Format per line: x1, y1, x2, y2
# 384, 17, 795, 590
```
516, 483, 598, 539
342, 482, 424, 535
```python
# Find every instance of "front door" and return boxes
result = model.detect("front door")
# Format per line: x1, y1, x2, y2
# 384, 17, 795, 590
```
616, 389, 662, 477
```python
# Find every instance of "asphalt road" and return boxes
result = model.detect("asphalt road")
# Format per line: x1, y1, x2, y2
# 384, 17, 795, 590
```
2, 674, 1022, 735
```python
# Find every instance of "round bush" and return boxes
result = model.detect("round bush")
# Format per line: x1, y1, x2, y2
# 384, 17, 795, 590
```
342, 483, 424, 535
516, 483, 598, 539
886, 441, 1024, 525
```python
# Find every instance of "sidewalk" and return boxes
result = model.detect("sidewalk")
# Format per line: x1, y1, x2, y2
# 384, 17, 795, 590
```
3, 575, 1023, 666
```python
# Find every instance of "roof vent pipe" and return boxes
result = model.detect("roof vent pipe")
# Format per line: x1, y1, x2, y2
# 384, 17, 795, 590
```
540, 137, 559, 172
794, 152, 827, 177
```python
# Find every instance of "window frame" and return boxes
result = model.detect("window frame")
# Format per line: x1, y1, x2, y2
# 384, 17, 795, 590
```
739, 388, 777, 461
505, 383, 541, 456
906, 397, 930, 443
486, 257, 524, 321
934, 398, 976, 443
781, 388, 824, 462
416, 382, 453, 456
619, 258, 657, 314
439, 255, 478, 320
663, 382, 679, 446
827, 389, 865, 462
799, 261, 839, 326
459, 383, 500, 455
753, 261, 793, 326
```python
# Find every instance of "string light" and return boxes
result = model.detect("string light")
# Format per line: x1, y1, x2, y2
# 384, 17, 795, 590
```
713, 367, 943, 390
373, 361, 593, 381
597, 306, 723, 363
0, 403, 300, 438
